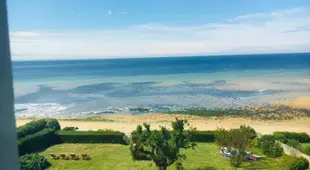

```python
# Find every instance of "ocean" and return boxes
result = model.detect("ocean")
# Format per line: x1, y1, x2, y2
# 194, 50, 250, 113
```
13, 53, 310, 116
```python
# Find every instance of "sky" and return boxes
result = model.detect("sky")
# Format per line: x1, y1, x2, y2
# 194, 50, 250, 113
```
7, 0, 310, 60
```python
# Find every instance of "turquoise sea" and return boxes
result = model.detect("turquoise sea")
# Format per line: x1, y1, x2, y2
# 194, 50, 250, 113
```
12, 53, 310, 116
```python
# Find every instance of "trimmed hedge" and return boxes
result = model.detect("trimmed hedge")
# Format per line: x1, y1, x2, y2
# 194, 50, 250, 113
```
17, 119, 47, 139
17, 118, 61, 139
19, 128, 59, 155
57, 131, 127, 144
273, 132, 310, 143
192, 131, 217, 142
20, 153, 50, 170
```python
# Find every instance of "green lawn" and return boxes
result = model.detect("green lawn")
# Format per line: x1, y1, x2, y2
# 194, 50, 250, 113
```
301, 143, 310, 154
41, 143, 287, 170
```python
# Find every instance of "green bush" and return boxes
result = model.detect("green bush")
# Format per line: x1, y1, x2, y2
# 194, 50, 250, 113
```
17, 119, 61, 139
287, 139, 302, 150
258, 135, 283, 158
303, 146, 310, 155
62, 127, 79, 131
45, 118, 61, 131
57, 131, 127, 144
20, 153, 50, 170
19, 128, 59, 155
273, 132, 310, 143
192, 131, 216, 142
283, 155, 309, 170
17, 119, 47, 139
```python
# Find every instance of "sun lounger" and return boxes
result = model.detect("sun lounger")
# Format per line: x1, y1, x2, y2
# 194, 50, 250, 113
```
70, 153, 80, 160
81, 154, 91, 160
50, 154, 60, 160
60, 154, 70, 160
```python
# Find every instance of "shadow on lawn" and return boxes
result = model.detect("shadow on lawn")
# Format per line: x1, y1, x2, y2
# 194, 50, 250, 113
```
195, 166, 217, 170
239, 159, 270, 170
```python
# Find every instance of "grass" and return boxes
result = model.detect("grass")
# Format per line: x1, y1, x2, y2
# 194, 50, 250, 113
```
301, 143, 310, 155
41, 143, 287, 170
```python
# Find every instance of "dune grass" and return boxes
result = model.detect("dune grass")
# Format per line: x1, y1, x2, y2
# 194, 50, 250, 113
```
41, 143, 287, 170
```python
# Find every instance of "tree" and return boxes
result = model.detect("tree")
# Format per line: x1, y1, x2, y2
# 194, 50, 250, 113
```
258, 135, 283, 158
130, 119, 196, 170
216, 127, 251, 167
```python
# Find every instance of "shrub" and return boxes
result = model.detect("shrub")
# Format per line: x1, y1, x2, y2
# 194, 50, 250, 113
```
303, 145, 310, 155
62, 127, 79, 131
20, 153, 50, 170
57, 131, 127, 144
191, 131, 216, 142
287, 139, 302, 150
283, 155, 309, 170
258, 135, 283, 158
273, 132, 310, 143
17, 119, 47, 139
45, 118, 61, 131
17, 119, 61, 139
19, 128, 59, 155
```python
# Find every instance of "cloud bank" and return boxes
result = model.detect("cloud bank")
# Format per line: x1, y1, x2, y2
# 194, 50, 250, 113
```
10, 7, 310, 60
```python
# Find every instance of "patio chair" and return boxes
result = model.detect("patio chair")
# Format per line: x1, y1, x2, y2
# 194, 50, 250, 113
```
81, 154, 91, 160
70, 153, 80, 160
50, 154, 60, 160
60, 154, 70, 160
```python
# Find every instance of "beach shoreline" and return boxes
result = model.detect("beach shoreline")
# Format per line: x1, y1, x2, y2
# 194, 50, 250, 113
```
15, 97, 310, 134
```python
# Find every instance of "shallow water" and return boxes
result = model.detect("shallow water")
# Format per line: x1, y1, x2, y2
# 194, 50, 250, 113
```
13, 53, 310, 116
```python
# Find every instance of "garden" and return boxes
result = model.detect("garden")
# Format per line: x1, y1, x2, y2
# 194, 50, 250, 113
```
17, 118, 310, 170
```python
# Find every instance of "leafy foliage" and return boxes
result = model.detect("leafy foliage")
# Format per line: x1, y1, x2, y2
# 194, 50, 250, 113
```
273, 132, 310, 143
20, 153, 50, 170
18, 128, 59, 155
130, 119, 196, 170
62, 127, 79, 131
258, 135, 283, 158
45, 118, 61, 131
216, 126, 252, 167
283, 155, 309, 170
303, 145, 310, 155
17, 119, 47, 139
287, 139, 302, 150
17, 119, 61, 139
191, 131, 216, 142
57, 130, 127, 144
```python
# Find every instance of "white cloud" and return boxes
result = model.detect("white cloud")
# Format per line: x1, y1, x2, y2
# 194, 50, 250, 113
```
108, 10, 112, 15
10, 7, 310, 60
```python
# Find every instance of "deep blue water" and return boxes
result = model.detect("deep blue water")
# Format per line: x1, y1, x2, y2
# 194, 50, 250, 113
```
13, 53, 310, 81
12, 53, 310, 116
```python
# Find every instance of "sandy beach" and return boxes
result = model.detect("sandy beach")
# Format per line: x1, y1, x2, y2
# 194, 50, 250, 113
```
15, 97, 310, 134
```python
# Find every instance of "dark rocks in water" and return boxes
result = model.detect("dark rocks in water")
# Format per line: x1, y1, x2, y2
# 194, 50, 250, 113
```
129, 108, 151, 112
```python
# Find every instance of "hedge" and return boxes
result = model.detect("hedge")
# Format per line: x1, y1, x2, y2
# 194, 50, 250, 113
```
192, 131, 217, 142
19, 128, 59, 155
57, 131, 127, 144
17, 118, 61, 139
273, 132, 310, 143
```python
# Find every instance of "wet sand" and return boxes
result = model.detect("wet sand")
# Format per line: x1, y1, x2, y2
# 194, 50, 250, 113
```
16, 97, 310, 134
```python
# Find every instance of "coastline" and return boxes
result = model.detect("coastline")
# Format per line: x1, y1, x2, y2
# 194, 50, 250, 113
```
15, 97, 310, 134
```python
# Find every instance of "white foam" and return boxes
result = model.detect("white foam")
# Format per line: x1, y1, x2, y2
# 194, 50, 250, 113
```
15, 103, 67, 116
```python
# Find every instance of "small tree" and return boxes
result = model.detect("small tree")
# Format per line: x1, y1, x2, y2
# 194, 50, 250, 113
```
258, 135, 283, 158
130, 119, 196, 170
216, 127, 251, 167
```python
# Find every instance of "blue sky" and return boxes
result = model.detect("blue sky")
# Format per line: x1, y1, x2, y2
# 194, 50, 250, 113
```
7, 0, 310, 60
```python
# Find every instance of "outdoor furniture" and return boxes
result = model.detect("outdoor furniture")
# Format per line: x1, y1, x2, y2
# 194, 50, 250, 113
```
81, 154, 91, 160
70, 153, 80, 160
50, 154, 60, 160
60, 154, 70, 160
